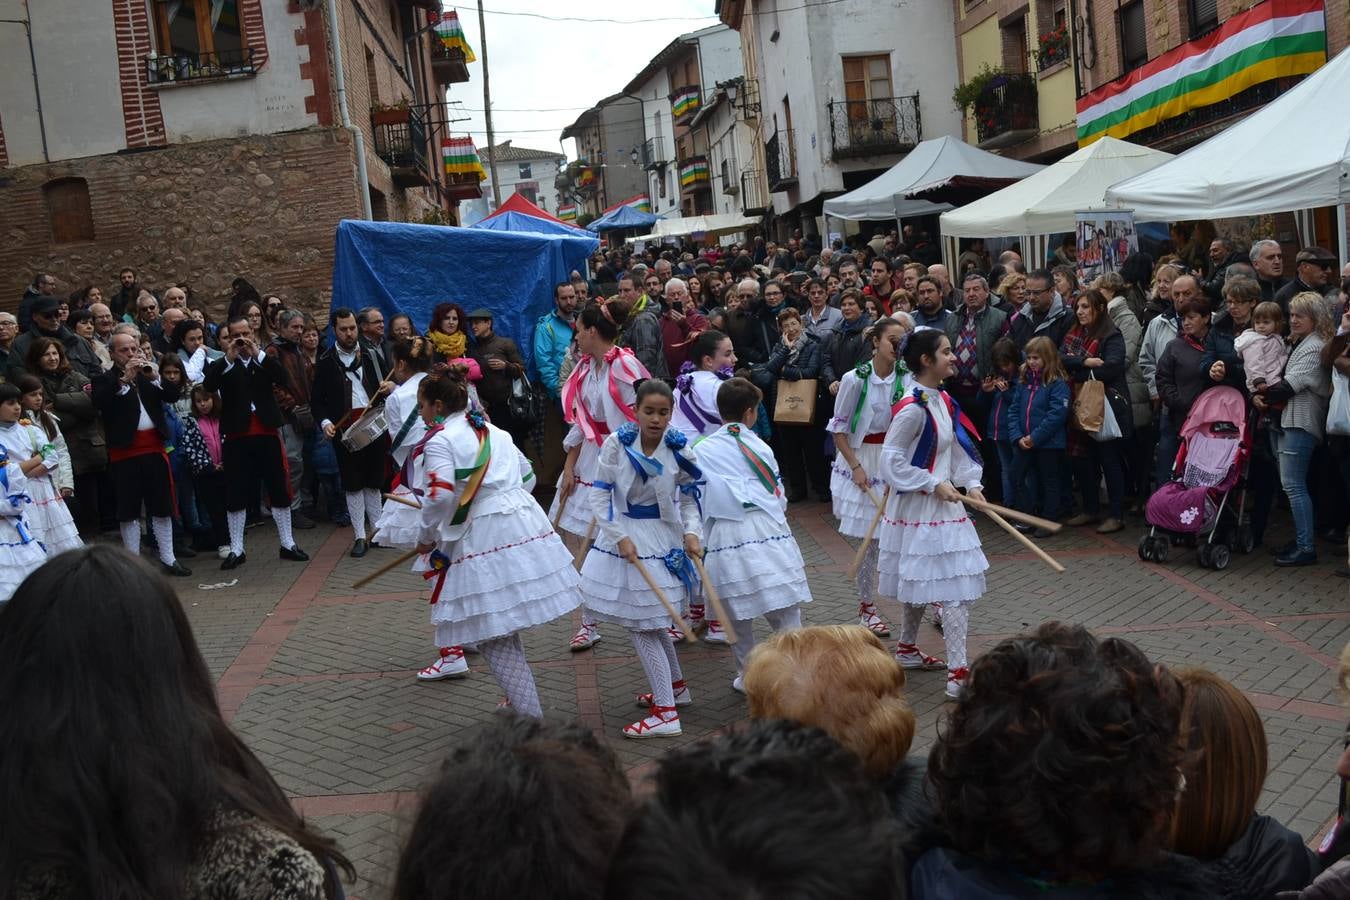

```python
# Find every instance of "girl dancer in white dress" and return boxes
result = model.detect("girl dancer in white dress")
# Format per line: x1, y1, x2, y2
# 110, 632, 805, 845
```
878, 328, 989, 699
578, 380, 703, 739
413, 365, 581, 718
696, 377, 811, 692
827, 315, 911, 637
550, 299, 648, 652
0, 383, 81, 555
670, 329, 737, 644
0, 443, 47, 603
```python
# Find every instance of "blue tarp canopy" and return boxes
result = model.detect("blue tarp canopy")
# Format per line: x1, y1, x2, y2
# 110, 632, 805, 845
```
471, 210, 593, 238
587, 204, 660, 232
331, 219, 598, 372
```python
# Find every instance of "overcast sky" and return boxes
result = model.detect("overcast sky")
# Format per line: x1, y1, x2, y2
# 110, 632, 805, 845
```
444, 0, 718, 160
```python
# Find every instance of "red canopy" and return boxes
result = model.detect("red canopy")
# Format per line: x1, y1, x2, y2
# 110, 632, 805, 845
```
481, 192, 569, 225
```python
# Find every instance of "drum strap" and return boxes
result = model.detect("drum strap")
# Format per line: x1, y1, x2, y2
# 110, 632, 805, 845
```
391, 406, 421, 451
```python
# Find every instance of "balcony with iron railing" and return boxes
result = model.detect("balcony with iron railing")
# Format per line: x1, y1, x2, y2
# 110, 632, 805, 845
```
431, 44, 470, 84
740, 168, 768, 216
974, 73, 1038, 149
826, 94, 921, 160
146, 47, 258, 85
765, 130, 797, 192
371, 106, 432, 188
641, 136, 669, 170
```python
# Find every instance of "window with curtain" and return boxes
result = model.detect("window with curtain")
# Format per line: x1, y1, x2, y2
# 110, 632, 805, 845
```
153, 0, 245, 62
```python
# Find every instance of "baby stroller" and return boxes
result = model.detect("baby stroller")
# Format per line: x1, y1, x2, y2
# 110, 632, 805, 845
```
1138, 386, 1253, 570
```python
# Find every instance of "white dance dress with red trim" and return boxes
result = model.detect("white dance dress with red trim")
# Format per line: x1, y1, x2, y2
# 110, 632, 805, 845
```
374, 372, 428, 548
877, 386, 987, 606
0, 450, 49, 603
548, 348, 647, 538
671, 365, 730, 443
415, 409, 580, 647
695, 423, 811, 620
577, 424, 703, 631
0, 420, 82, 555
827, 362, 911, 537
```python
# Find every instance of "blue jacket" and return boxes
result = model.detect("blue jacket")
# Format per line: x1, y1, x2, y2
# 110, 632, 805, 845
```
1008, 375, 1071, 450
532, 309, 574, 399
984, 375, 1017, 442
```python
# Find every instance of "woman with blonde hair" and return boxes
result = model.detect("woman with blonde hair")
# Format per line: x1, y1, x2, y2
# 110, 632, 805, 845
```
997, 272, 1027, 314
1169, 667, 1315, 897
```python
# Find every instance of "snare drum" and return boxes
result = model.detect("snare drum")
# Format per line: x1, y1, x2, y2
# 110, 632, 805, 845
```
341, 405, 388, 451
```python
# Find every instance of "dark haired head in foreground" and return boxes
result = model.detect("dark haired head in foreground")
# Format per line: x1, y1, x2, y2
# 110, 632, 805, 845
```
606, 720, 904, 900
0, 544, 350, 899
393, 713, 631, 900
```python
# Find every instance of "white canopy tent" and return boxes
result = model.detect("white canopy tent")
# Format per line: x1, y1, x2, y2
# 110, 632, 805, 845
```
822, 135, 1044, 221
1104, 45, 1350, 259
631, 212, 762, 242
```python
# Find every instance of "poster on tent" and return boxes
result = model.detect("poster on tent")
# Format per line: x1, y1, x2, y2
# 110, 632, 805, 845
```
1075, 210, 1137, 284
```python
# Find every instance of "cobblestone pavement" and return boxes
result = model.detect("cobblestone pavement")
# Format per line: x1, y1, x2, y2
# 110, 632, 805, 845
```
178, 501, 1349, 898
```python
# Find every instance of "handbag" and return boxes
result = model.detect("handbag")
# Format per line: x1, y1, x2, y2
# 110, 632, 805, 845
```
1072, 374, 1106, 433
774, 378, 818, 424
508, 372, 546, 426
1329, 370, 1350, 437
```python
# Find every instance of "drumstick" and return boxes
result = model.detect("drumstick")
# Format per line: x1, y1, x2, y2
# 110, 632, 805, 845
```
352, 548, 419, 589
627, 555, 697, 643
847, 486, 890, 581
572, 519, 597, 571
689, 552, 737, 644
975, 505, 1066, 573
382, 492, 421, 509
958, 495, 1062, 533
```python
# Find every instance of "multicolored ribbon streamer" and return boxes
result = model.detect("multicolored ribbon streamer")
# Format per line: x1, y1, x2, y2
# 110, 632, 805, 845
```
727, 424, 779, 495
423, 549, 451, 605
848, 361, 909, 433
893, 388, 982, 473
449, 418, 492, 526
662, 548, 697, 597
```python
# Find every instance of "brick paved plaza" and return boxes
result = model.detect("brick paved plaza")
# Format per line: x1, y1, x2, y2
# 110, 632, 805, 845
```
175, 501, 1348, 898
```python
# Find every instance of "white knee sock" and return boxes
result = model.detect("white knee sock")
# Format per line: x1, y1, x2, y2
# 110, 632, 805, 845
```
345, 492, 366, 540
856, 539, 879, 604
896, 604, 926, 646
119, 520, 140, 556
477, 633, 543, 718
362, 488, 382, 534
942, 602, 971, 671
272, 506, 295, 550
764, 605, 802, 632
659, 629, 683, 683
226, 509, 246, 556
631, 629, 675, 707
579, 606, 596, 629
730, 619, 757, 672
151, 517, 176, 566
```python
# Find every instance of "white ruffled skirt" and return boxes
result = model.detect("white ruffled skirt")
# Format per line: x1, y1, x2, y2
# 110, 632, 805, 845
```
877, 492, 987, 606
703, 509, 811, 620
0, 516, 46, 603
418, 487, 581, 646
26, 476, 81, 555
374, 483, 422, 549
579, 515, 689, 631
830, 442, 887, 537
547, 440, 600, 538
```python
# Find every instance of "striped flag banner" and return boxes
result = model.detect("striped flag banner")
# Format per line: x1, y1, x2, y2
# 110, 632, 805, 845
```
558, 203, 578, 221
435, 10, 477, 62
602, 193, 652, 214
679, 157, 710, 187
672, 86, 701, 118
1075, 0, 1325, 146
442, 136, 486, 180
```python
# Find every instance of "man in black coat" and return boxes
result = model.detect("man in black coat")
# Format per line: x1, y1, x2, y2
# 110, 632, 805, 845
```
91, 331, 191, 577
203, 314, 310, 570
312, 307, 390, 558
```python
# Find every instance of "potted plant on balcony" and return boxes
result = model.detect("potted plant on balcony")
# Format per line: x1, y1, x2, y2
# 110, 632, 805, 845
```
952, 63, 1001, 113
1036, 23, 1070, 69
372, 100, 412, 126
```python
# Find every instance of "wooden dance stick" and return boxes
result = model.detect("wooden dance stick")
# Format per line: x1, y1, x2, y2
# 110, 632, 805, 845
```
689, 552, 738, 645
382, 492, 421, 509
975, 505, 1066, 573
865, 487, 885, 512
847, 487, 890, 581
550, 482, 573, 532
572, 519, 597, 571
628, 556, 697, 643
958, 495, 1062, 534
352, 548, 419, 589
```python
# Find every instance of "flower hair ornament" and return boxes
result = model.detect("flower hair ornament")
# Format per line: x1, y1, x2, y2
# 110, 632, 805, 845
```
465, 408, 487, 430
600, 302, 616, 325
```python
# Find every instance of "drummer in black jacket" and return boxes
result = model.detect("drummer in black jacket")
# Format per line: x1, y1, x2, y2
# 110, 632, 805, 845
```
203, 314, 311, 570
311, 307, 390, 558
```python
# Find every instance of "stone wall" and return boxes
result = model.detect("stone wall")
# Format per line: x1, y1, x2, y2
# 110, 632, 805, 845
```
0, 126, 360, 320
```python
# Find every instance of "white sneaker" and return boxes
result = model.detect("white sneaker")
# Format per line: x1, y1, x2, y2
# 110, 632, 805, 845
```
623, 705, 681, 739
635, 680, 692, 707
569, 622, 601, 651
703, 619, 728, 644
945, 666, 969, 699
417, 647, 469, 681
731, 674, 744, 694
217, 545, 231, 559
858, 602, 891, 637
895, 642, 947, 670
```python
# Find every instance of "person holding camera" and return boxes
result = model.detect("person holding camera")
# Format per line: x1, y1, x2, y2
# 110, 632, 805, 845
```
202, 315, 310, 570
91, 331, 191, 576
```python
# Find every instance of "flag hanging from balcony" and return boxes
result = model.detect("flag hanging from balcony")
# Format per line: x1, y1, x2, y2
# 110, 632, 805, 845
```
602, 194, 653, 215
679, 157, 710, 188
558, 203, 578, 221
436, 10, 477, 62
575, 165, 596, 188
1075, 0, 1325, 146
442, 136, 486, 180
672, 86, 701, 119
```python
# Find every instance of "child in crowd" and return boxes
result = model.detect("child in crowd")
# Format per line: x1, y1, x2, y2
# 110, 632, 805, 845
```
4, 380, 81, 555
181, 386, 229, 558
578, 379, 703, 739
695, 377, 811, 692
0, 442, 47, 601
981, 337, 1020, 506
1235, 301, 1290, 395
156, 354, 202, 545
1007, 336, 1071, 534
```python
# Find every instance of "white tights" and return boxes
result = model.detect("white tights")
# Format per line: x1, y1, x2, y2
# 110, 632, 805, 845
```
630, 628, 684, 707
855, 539, 879, 604
897, 601, 971, 670
477, 633, 542, 718
730, 606, 803, 673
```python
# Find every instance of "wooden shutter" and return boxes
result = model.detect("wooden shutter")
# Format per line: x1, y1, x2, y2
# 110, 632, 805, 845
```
1121, 1, 1148, 68
44, 179, 94, 244
1190, 0, 1219, 34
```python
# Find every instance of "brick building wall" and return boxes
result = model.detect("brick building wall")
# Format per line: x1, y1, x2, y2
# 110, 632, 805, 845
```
0, 127, 360, 319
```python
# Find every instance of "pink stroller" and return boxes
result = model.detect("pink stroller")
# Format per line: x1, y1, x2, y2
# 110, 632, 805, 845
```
1138, 387, 1253, 570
